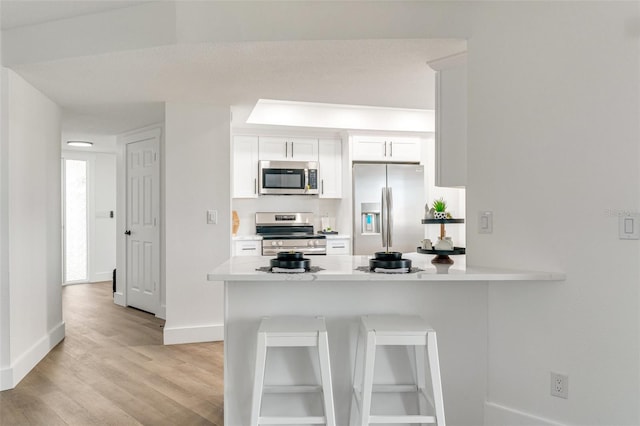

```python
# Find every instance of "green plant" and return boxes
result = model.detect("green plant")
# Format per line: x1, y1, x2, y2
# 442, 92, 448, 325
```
432, 197, 447, 212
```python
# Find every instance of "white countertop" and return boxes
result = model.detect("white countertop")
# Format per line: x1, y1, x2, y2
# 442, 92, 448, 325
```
208, 253, 565, 282
231, 235, 263, 241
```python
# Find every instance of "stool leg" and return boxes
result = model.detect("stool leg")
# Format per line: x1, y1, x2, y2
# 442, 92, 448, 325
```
251, 331, 267, 426
351, 322, 365, 424
427, 332, 445, 426
318, 330, 336, 426
359, 329, 376, 426
414, 345, 429, 421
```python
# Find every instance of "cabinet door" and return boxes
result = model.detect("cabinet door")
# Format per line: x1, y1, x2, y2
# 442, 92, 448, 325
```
259, 137, 319, 161
290, 138, 318, 161
387, 137, 421, 162
326, 238, 350, 255
233, 240, 262, 256
232, 136, 259, 198
431, 53, 467, 187
352, 136, 387, 161
318, 139, 342, 198
259, 136, 288, 161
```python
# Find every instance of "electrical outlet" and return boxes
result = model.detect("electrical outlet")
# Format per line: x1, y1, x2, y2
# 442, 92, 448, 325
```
550, 372, 568, 399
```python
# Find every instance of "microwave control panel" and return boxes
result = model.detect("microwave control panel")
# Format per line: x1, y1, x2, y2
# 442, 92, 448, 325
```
308, 169, 318, 189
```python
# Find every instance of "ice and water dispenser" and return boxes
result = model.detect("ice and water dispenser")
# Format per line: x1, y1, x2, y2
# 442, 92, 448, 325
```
360, 203, 381, 235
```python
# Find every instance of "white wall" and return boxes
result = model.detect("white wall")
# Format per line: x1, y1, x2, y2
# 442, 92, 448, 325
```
91, 153, 116, 282
163, 103, 230, 344
464, 3, 640, 424
0, 69, 64, 390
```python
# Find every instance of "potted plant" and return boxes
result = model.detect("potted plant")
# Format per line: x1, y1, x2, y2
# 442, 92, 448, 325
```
432, 198, 448, 219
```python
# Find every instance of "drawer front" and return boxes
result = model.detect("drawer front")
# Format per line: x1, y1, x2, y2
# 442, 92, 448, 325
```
326, 239, 350, 255
234, 241, 262, 256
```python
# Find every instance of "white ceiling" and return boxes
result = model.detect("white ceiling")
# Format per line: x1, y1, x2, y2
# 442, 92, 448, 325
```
2, 2, 466, 136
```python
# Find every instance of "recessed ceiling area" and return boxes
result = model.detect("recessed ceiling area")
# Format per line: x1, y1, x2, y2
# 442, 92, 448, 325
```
1, 0, 467, 137
9, 38, 465, 134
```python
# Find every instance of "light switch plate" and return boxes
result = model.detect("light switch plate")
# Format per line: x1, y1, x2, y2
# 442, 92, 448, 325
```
207, 209, 218, 225
479, 211, 493, 234
619, 215, 639, 239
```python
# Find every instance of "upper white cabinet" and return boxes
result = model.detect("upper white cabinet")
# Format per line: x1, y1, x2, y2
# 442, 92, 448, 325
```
352, 136, 421, 162
259, 136, 319, 161
232, 135, 259, 198
318, 139, 342, 198
429, 52, 467, 187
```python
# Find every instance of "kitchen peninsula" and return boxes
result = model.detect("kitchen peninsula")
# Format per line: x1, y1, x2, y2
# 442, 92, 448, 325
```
208, 254, 564, 425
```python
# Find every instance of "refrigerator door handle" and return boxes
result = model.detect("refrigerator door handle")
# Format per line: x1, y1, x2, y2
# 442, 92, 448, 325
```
381, 187, 387, 248
387, 187, 393, 248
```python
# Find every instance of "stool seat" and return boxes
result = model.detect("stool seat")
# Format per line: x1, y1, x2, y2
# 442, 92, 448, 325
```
251, 316, 336, 426
352, 314, 445, 426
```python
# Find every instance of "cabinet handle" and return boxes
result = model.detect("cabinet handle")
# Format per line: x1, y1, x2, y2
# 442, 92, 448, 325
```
285, 142, 288, 158
291, 141, 294, 158
242, 247, 256, 251
332, 245, 345, 249
389, 141, 393, 157
254, 178, 257, 194
384, 142, 387, 157
321, 179, 324, 194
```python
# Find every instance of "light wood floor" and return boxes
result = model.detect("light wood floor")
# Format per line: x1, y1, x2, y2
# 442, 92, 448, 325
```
0, 282, 224, 425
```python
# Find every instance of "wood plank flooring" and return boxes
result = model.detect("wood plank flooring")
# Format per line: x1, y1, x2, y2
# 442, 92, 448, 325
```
0, 282, 224, 425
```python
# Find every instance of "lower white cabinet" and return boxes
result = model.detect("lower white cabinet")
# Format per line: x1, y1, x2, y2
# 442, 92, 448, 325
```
233, 240, 261, 256
326, 238, 350, 255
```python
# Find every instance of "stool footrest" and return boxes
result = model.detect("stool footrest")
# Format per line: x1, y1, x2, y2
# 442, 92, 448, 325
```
263, 385, 323, 394
369, 414, 436, 424
259, 415, 327, 425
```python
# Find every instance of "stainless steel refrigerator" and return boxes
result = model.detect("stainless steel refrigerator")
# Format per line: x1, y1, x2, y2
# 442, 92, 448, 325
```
353, 163, 425, 255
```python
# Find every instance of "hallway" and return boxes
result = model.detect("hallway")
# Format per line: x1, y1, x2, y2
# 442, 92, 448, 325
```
0, 282, 224, 425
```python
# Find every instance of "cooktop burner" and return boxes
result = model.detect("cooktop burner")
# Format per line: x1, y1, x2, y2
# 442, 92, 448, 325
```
368, 252, 412, 273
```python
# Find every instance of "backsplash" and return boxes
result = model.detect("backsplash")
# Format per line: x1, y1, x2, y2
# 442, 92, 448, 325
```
232, 197, 343, 236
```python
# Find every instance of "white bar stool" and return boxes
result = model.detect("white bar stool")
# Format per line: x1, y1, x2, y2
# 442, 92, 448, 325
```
251, 316, 336, 426
351, 314, 445, 426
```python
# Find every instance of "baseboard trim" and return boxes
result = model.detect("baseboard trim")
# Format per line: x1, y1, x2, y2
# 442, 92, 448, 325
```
113, 291, 125, 306
0, 321, 65, 391
163, 323, 224, 345
91, 271, 113, 282
485, 401, 566, 426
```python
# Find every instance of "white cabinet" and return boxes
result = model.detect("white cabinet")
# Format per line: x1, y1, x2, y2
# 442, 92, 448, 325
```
352, 136, 421, 162
232, 136, 259, 198
233, 240, 261, 256
326, 237, 350, 255
259, 136, 319, 161
429, 52, 467, 187
318, 139, 342, 198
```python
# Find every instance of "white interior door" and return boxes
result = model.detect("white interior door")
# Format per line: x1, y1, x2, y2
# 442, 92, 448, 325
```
125, 137, 160, 314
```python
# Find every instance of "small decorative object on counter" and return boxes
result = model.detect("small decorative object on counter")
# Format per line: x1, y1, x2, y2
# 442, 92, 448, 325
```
434, 237, 454, 251
421, 239, 433, 250
232, 210, 240, 236
424, 206, 435, 219
432, 197, 448, 219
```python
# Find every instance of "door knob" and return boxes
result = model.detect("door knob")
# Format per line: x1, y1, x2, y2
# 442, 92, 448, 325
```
124, 230, 131, 235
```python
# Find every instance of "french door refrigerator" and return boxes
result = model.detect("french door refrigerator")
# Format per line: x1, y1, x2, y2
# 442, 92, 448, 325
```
353, 163, 425, 255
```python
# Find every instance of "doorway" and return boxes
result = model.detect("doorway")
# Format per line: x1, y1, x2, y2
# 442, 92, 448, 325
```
115, 127, 162, 316
62, 158, 88, 284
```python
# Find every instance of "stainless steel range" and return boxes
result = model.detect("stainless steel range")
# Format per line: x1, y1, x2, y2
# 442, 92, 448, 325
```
256, 212, 326, 256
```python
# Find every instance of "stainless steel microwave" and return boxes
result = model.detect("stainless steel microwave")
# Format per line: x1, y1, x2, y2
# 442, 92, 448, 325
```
258, 160, 319, 195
